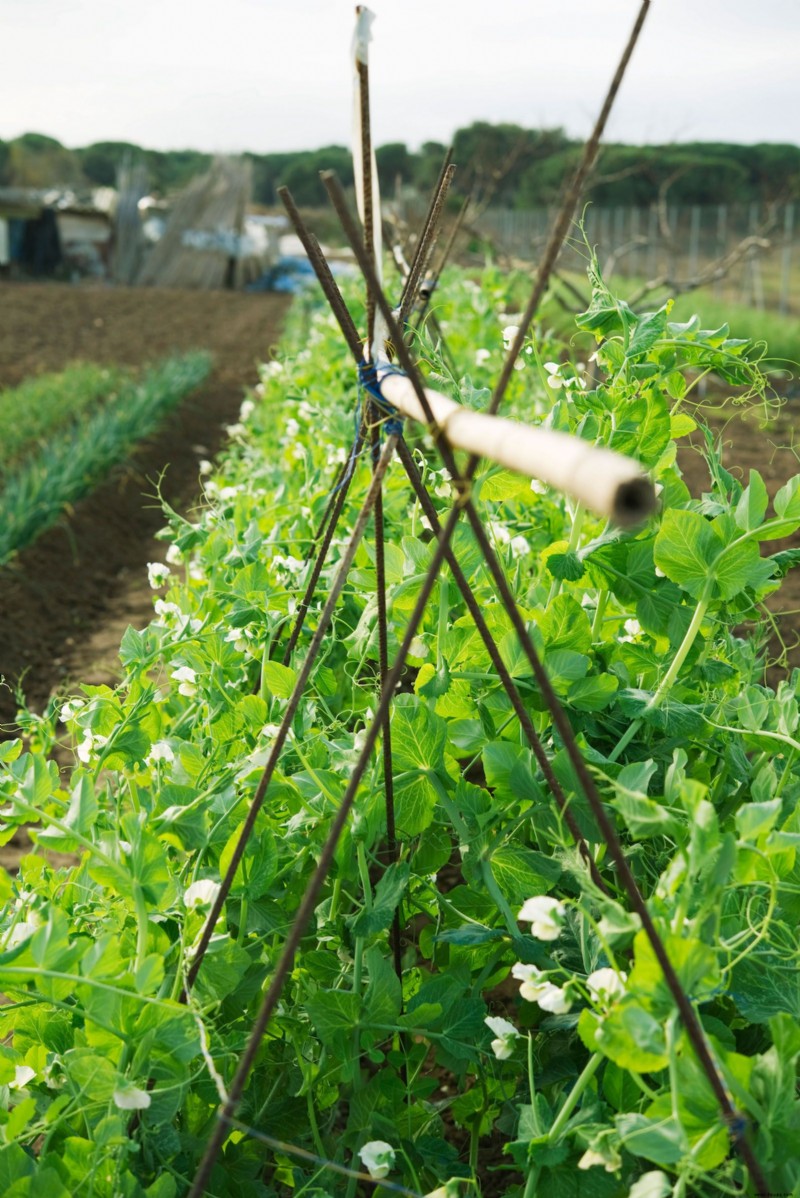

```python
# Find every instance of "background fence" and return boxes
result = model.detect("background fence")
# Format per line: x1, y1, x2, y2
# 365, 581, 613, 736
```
476, 201, 799, 314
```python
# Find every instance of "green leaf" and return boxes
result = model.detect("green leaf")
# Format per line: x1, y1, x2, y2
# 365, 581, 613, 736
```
489, 846, 561, 904
568, 673, 618, 711
436, 925, 505, 947
593, 1001, 669, 1072
391, 699, 448, 837
654, 509, 717, 599
261, 660, 296, 700
392, 697, 446, 774
627, 304, 669, 358
546, 551, 585, 582
617, 1113, 687, 1165
537, 594, 593, 654
218, 818, 277, 898
735, 798, 782, 842
734, 470, 768, 531
363, 945, 401, 1024
774, 474, 800, 519
350, 862, 410, 936
730, 949, 800, 1022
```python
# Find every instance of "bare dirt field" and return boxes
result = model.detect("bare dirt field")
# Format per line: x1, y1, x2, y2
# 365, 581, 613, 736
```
0, 281, 289, 733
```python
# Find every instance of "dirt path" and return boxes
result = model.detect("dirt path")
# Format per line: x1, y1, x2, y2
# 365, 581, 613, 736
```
0, 282, 289, 731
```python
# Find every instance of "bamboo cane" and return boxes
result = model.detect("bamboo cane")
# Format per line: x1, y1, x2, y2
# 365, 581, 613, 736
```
375, 366, 655, 526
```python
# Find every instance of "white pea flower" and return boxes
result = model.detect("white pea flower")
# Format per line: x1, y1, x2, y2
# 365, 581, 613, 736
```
475, 348, 491, 365
259, 723, 284, 741
586, 967, 627, 1004
502, 325, 520, 350
489, 520, 511, 545
511, 964, 572, 1012
358, 1141, 395, 1180
424, 1183, 461, 1198
184, 879, 221, 909
511, 962, 548, 1002
59, 698, 85, 724
408, 638, 428, 659
198, 459, 214, 476
484, 1015, 520, 1060
239, 399, 255, 422
220, 485, 240, 502
77, 731, 96, 763
263, 360, 283, 377
147, 741, 175, 765
5, 919, 41, 948
154, 599, 182, 622
509, 535, 530, 558
225, 422, 246, 438
419, 514, 432, 532
578, 1144, 622, 1172
518, 895, 566, 941
113, 1084, 151, 1111
530, 478, 547, 496
333, 445, 348, 465
284, 417, 300, 439
272, 554, 305, 576
165, 544, 184, 566
147, 562, 171, 590
171, 666, 197, 697
10, 1065, 36, 1090
225, 627, 253, 652
536, 982, 572, 1014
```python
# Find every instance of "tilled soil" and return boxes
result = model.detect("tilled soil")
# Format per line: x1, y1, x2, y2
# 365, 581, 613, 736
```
0, 281, 289, 732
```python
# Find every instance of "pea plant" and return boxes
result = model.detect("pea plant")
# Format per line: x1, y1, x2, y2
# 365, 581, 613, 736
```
1, 262, 799, 1198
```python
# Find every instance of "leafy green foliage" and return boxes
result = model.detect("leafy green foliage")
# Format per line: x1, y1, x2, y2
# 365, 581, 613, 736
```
1, 266, 799, 1198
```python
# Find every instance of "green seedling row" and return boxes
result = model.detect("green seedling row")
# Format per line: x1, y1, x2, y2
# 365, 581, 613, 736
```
0, 352, 211, 565
0, 363, 130, 474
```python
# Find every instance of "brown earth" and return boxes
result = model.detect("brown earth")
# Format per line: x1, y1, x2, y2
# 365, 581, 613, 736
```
0, 281, 289, 736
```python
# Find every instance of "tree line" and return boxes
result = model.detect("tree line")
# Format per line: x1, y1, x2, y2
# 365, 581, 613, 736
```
2, 126, 798, 209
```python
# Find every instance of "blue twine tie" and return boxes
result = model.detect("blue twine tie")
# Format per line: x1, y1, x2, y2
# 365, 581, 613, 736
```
357, 361, 406, 439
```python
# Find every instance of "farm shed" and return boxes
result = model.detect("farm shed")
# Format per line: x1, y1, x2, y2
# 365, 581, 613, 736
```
0, 187, 62, 277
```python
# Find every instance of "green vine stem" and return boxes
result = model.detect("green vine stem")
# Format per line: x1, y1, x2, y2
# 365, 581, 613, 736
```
609, 584, 712, 762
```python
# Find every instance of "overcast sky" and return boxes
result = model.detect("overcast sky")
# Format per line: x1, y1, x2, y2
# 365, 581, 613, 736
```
3, 0, 799, 153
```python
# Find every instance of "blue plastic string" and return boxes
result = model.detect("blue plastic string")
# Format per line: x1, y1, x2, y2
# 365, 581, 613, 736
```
357, 361, 406, 440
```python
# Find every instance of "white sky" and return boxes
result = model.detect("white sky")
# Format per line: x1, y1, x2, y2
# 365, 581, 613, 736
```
2, 0, 799, 153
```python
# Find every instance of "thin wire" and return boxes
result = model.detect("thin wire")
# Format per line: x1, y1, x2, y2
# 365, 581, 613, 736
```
219, 1115, 425, 1198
